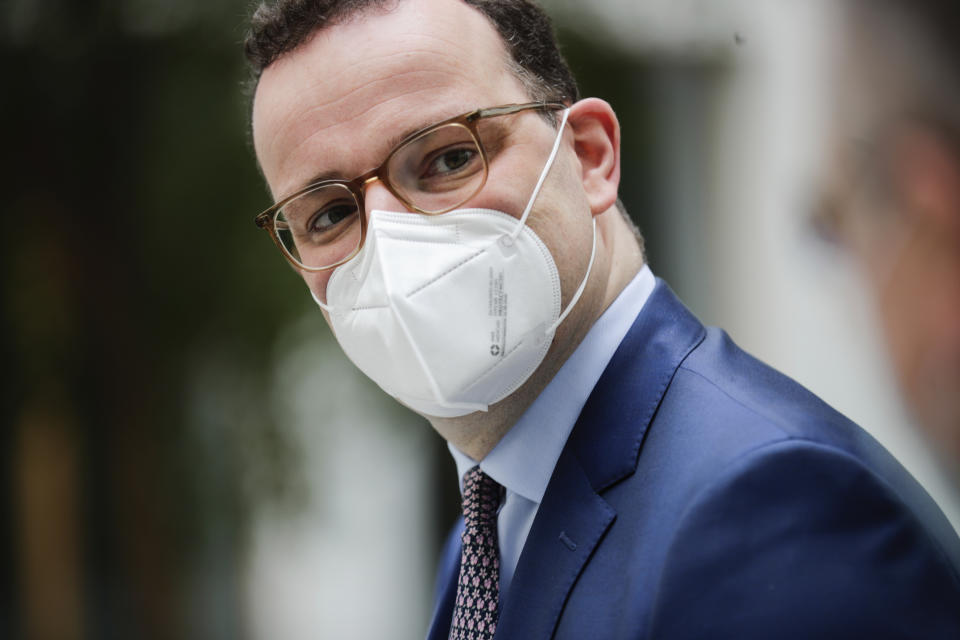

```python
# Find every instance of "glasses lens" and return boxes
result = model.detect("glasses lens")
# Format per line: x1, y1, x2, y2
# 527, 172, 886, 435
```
274, 183, 362, 269
387, 123, 486, 214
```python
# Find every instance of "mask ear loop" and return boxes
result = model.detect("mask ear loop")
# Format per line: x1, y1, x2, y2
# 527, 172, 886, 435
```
508, 108, 571, 242
311, 289, 333, 313
545, 217, 597, 336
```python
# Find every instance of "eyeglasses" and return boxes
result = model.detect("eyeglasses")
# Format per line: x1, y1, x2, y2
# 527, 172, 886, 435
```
254, 101, 566, 271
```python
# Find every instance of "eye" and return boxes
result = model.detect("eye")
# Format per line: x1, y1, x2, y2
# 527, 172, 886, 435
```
422, 146, 478, 179
309, 200, 358, 233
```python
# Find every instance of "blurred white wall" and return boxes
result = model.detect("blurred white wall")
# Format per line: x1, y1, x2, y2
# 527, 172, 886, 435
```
243, 314, 436, 640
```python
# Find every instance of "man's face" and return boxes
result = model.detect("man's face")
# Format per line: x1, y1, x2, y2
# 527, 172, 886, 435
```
828, 17, 960, 463
251, 0, 595, 313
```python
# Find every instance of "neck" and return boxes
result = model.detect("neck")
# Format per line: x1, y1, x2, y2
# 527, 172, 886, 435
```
429, 207, 645, 460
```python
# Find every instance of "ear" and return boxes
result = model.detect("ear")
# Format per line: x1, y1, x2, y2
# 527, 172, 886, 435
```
890, 125, 960, 235
566, 98, 621, 216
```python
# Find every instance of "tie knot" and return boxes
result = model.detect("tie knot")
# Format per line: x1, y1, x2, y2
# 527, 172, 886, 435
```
462, 466, 500, 527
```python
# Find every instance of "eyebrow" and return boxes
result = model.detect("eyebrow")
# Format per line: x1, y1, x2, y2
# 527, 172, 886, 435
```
294, 105, 476, 192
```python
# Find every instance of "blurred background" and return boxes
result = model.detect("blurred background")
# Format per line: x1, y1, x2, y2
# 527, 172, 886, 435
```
2, 0, 958, 638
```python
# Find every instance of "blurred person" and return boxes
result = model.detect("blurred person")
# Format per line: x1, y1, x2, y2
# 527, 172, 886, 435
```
244, 0, 960, 637
822, 0, 960, 484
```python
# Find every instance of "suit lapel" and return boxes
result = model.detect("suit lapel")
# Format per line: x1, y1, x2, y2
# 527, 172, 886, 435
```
494, 450, 616, 638
494, 281, 706, 639
569, 280, 706, 491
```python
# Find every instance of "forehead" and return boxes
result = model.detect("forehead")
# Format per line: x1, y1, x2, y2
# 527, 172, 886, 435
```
252, 0, 528, 199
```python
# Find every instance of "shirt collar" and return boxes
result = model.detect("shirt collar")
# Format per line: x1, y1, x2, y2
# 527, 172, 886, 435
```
450, 265, 656, 502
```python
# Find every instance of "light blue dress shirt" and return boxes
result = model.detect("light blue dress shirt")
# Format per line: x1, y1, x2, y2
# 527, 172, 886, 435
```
449, 264, 656, 595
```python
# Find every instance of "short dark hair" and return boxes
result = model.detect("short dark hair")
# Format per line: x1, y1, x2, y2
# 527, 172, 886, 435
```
243, 0, 580, 104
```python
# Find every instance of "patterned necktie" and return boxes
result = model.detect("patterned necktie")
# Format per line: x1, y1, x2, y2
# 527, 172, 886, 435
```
449, 466, 502, 640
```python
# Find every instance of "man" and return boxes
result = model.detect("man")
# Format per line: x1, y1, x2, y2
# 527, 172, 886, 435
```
822, 0, 960, 487
244, 0, 960, 637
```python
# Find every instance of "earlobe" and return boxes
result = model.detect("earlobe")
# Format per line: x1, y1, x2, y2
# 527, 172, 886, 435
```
567, 98, 622, 216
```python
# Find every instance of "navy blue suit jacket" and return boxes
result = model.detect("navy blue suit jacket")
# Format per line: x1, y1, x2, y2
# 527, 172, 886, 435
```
427, 281, 960, 639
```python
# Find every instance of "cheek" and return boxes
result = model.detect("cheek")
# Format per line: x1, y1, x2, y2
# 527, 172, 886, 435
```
479, 155, 544, 216
528, 149, 591, 234
529, 154, 595, 300
477, 128, 571, 218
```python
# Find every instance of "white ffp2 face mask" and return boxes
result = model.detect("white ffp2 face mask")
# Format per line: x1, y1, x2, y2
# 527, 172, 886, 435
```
313, 109, 597, 417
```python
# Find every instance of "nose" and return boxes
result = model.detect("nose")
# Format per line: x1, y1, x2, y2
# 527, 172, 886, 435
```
362, 178, 410, 215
